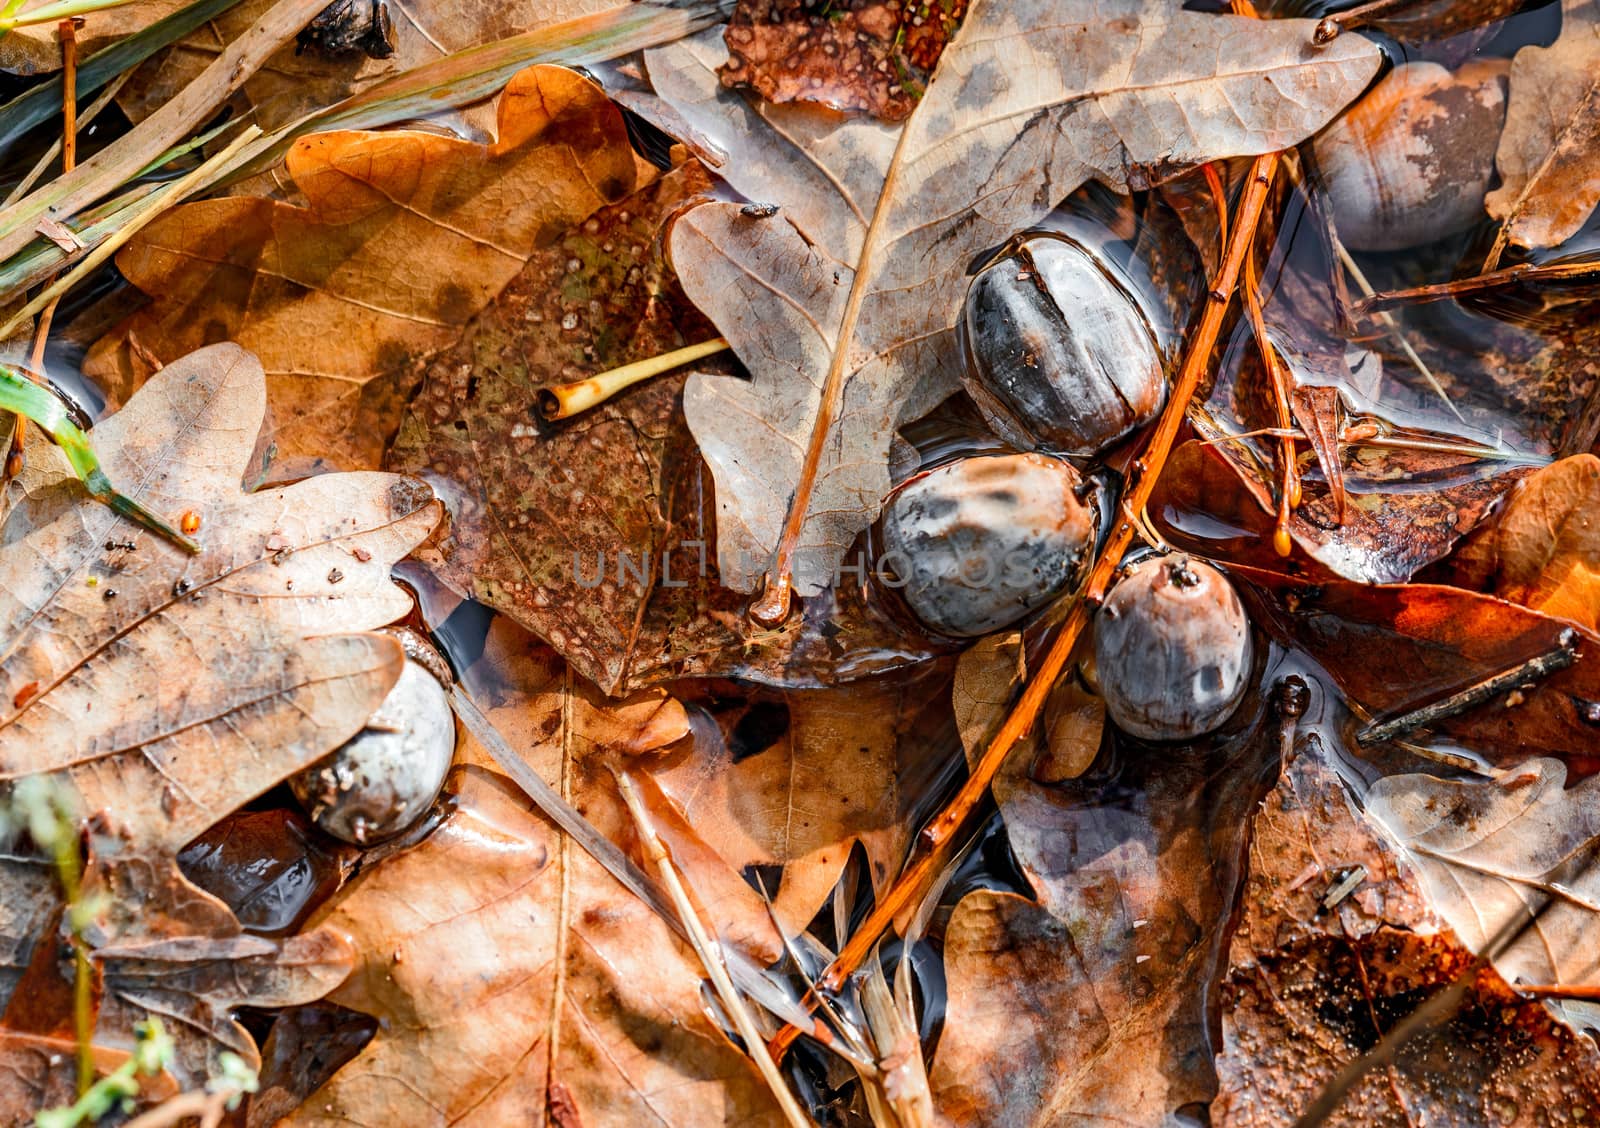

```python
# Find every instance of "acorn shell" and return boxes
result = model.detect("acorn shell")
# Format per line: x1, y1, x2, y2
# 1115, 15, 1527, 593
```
961, 236, 1166, 457
290, 658, 456, 845
879, 452, 1094, 638
1313, 60, 1507, 252
1093, 555, 1252, 742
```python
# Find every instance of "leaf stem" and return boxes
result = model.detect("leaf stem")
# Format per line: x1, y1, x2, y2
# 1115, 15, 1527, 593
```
539, 337, 729, 420
767, 152, 1284, 1061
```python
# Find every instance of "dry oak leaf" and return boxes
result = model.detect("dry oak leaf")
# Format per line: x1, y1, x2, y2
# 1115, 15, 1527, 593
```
932, 637, 1272, 1125
1368, 758, 1600, 1034
282, 618, 783, 1127
0, 341, 436, 1078
1214, 732, 1600, 1126
388, 163, 946, 693
1487, 0, 1600, 251
1446, 453, 1600, 632
85, 64, 644, 474
647, 6, 1379, 603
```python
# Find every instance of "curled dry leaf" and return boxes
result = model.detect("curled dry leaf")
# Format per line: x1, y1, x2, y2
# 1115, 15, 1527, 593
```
717, 0, 966, 121
933, 636, 1269, 1124
0, 342, 437, 1078
1368, 758, 1600, 1032
1214, 730, 1600, 1125
281, 618, 785, 1126
389, 163, 947, 692
1487, 0, 1600, 252
648, 7, 1379, 603
85, 64, 645, 473
1443, 453, 1600, 632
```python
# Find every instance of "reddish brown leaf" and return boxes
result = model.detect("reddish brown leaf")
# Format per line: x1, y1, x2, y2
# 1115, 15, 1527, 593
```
718, 0, 967, 122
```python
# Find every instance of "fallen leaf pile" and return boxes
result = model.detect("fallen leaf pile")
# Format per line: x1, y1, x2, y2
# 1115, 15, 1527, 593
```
6, 0, 1600, 1124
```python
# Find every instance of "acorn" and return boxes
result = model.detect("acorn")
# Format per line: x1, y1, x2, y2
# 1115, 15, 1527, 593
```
290, 631, 455, 846
960, 235, 1166, 458
1312, 60, 1507, 252
1093, 555, 1252, 742
879, 452, 1095, 638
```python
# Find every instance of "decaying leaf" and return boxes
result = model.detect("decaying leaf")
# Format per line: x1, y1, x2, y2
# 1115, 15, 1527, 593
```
389, 163, 947, 692
1444, 453, 1600, 631
717, 0, 966, 121
1368, 758, 1600, 1031
281, 618, 784, 1126
1214, 730, 1600, 1125
0, 341, 437, 1077
933, 637, 1271, 1124
1486, 0, 1600, 251
648, 7, 1380, 602
86, 65, 645, 473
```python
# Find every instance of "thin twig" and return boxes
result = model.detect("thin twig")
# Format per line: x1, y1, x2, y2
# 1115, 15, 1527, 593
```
766, 154, 1285, 1060
1356, 629, 1580, 746
1352, 258, 1600, 315
614, 770, 816, 1128
1335, 241, 1461, 424
12, 17, 80, 475
120, 1090, 229, 1128
2, 67, 129, 210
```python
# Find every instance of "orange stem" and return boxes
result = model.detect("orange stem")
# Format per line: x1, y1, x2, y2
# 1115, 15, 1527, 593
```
767, 153, 1283, 1060
1240, 239, 1299, 556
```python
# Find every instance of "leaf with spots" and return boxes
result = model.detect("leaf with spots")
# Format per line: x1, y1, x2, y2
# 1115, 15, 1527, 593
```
280, 617, 787, 1126
645, 5, 1380, 612
1214, 732, 1600, 1126
85, 64, 647, 474
0, 341, 438, 1079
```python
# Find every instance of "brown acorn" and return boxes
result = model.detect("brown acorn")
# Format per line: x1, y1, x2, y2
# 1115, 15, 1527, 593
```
1093, 555, 1252, 742
960, 235, 1166, 458
1313, 60, 1508, 252
879, 452, 1095, 638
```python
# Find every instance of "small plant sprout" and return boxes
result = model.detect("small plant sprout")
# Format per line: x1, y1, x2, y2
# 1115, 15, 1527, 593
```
33, 1017, 174, 1128
0, 364, 199, 553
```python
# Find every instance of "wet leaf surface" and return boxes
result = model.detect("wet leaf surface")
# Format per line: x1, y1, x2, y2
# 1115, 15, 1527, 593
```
717, 0, 967, 121
280, 618, 784, 1126
1215, 731, 1600, 1126
1235, 568, 1600, 766
649, 6, 1378, 600
933, 636, 1275, 1124
85, 65, 645, 474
